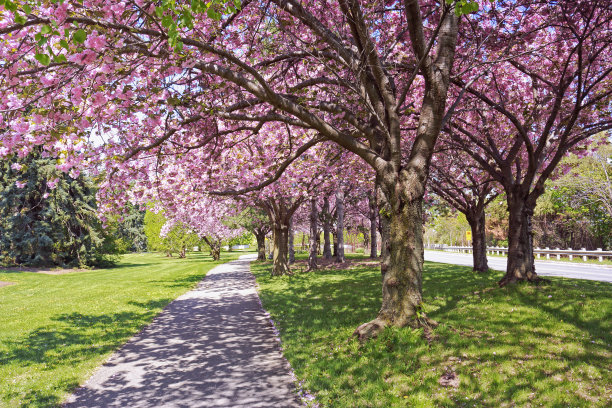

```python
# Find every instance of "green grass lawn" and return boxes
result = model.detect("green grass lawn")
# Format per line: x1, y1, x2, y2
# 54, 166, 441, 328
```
0, 252, 243, 408
252, 255, 612, 407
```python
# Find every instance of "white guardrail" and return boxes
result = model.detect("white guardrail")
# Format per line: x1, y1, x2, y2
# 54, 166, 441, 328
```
426, 245, 612, 262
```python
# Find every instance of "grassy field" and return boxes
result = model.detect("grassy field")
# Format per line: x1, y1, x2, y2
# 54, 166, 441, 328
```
252, 255, 612, 407
0, 252, 242, 408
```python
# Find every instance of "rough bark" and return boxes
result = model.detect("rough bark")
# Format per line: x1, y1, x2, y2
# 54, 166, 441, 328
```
354, 4, 458, 340
203, 236, 221, 261
499, 195, 538, 286
467, 210, 489, 273
336, 188, 345, 262
369, 190, 378, 258
332, 231, 338, 257
308, 197, 318, 270
271, 219, 290, 276
210, 245, 221, 261
288, 217, 295, 264
255, 230, 266, 261
322, 196, 332, 259
355, 195, 435, 340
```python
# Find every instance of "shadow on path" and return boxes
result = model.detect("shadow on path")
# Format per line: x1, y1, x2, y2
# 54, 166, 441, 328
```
64, 255, 301, 408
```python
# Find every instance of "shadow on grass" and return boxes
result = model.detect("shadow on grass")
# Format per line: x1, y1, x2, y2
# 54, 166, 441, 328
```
0, 299, 173, 372
252, 258, 612, 407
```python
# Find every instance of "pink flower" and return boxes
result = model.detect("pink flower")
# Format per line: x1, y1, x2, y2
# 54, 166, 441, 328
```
12, 121, 29, 134
71, 87, 83, 105
91, 92, 107, 107
15, 181, 26, 189
69, 169, 80, 179
54, 3, 68, 22
85, 33, 106, 51
46, 178, 59, 189
11, 163, 22, 171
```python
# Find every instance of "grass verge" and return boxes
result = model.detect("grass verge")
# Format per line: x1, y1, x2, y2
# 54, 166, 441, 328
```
252, 255, 611, 407
0, 252, 243, 407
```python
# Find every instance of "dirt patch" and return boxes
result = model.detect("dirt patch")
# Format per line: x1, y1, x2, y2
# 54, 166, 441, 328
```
0, 281, 15, 288
438, 370, 460, 388
0, 266, 89, 275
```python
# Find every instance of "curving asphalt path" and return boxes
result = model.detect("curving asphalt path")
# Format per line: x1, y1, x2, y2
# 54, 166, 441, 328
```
425, 250, 612, 283
63, 254, 302, 408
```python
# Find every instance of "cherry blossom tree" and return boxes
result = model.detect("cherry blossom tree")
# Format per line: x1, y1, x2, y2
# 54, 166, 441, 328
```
429, 147, 498, 272
1, 0, 489, 338
448, 0, 612, 285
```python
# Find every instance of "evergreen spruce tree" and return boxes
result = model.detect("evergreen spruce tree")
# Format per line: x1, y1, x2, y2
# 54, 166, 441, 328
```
117, 204, 148, 252
0, 148, 113, 267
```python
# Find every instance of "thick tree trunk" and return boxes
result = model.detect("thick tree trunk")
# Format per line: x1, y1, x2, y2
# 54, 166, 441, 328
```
467, 210, 488, 273
288, 218, 295, 264
255, 231, 266, 261
322, 197, 332, 259
369, 191, 378, 258
272, 220, 290, 276
355, 197, 434, 340
336, 189, 345, 263
179, 246, 186, 258
308, 198, 318, 270
500, 196, 538, 286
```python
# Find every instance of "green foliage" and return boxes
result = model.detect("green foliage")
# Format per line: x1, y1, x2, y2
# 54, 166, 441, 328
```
143, 210, 199, 256
0, 252, 240, 407
253, 255, 611, 407
448, 0, 481, 16
424, 211, 470, 246
226, 231, 254, 248
116, 204, 148, 252
534, 140, 612, 249
0, 150, 119, 267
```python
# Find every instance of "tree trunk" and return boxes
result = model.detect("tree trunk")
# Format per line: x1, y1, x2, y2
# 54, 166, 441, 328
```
355, 197, 433, 340
336, 188, 345, 263
322, 197, 332, 259
500, 196, 538, 286
255, 231, 266, 261
308, 197, 318, 270
288, 217, 295, 264
467, 210, 488, 273
272, 220, 290, 276
210, 244, 220, 261
179, 246, 186, 258
203, 237, 221, 261
332, 231, 338, 257
369, 191, 378, 258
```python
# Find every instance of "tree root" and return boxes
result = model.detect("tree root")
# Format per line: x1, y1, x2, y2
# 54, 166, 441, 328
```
353, 318, 387, 341
498, 274, 550, 287
353, 315, 439, 342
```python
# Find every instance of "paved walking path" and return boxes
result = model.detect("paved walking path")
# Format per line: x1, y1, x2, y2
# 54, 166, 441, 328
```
64, 254, 302, 408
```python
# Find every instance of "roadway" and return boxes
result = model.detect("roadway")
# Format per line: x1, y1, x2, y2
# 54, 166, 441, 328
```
424, 250, 612, 283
